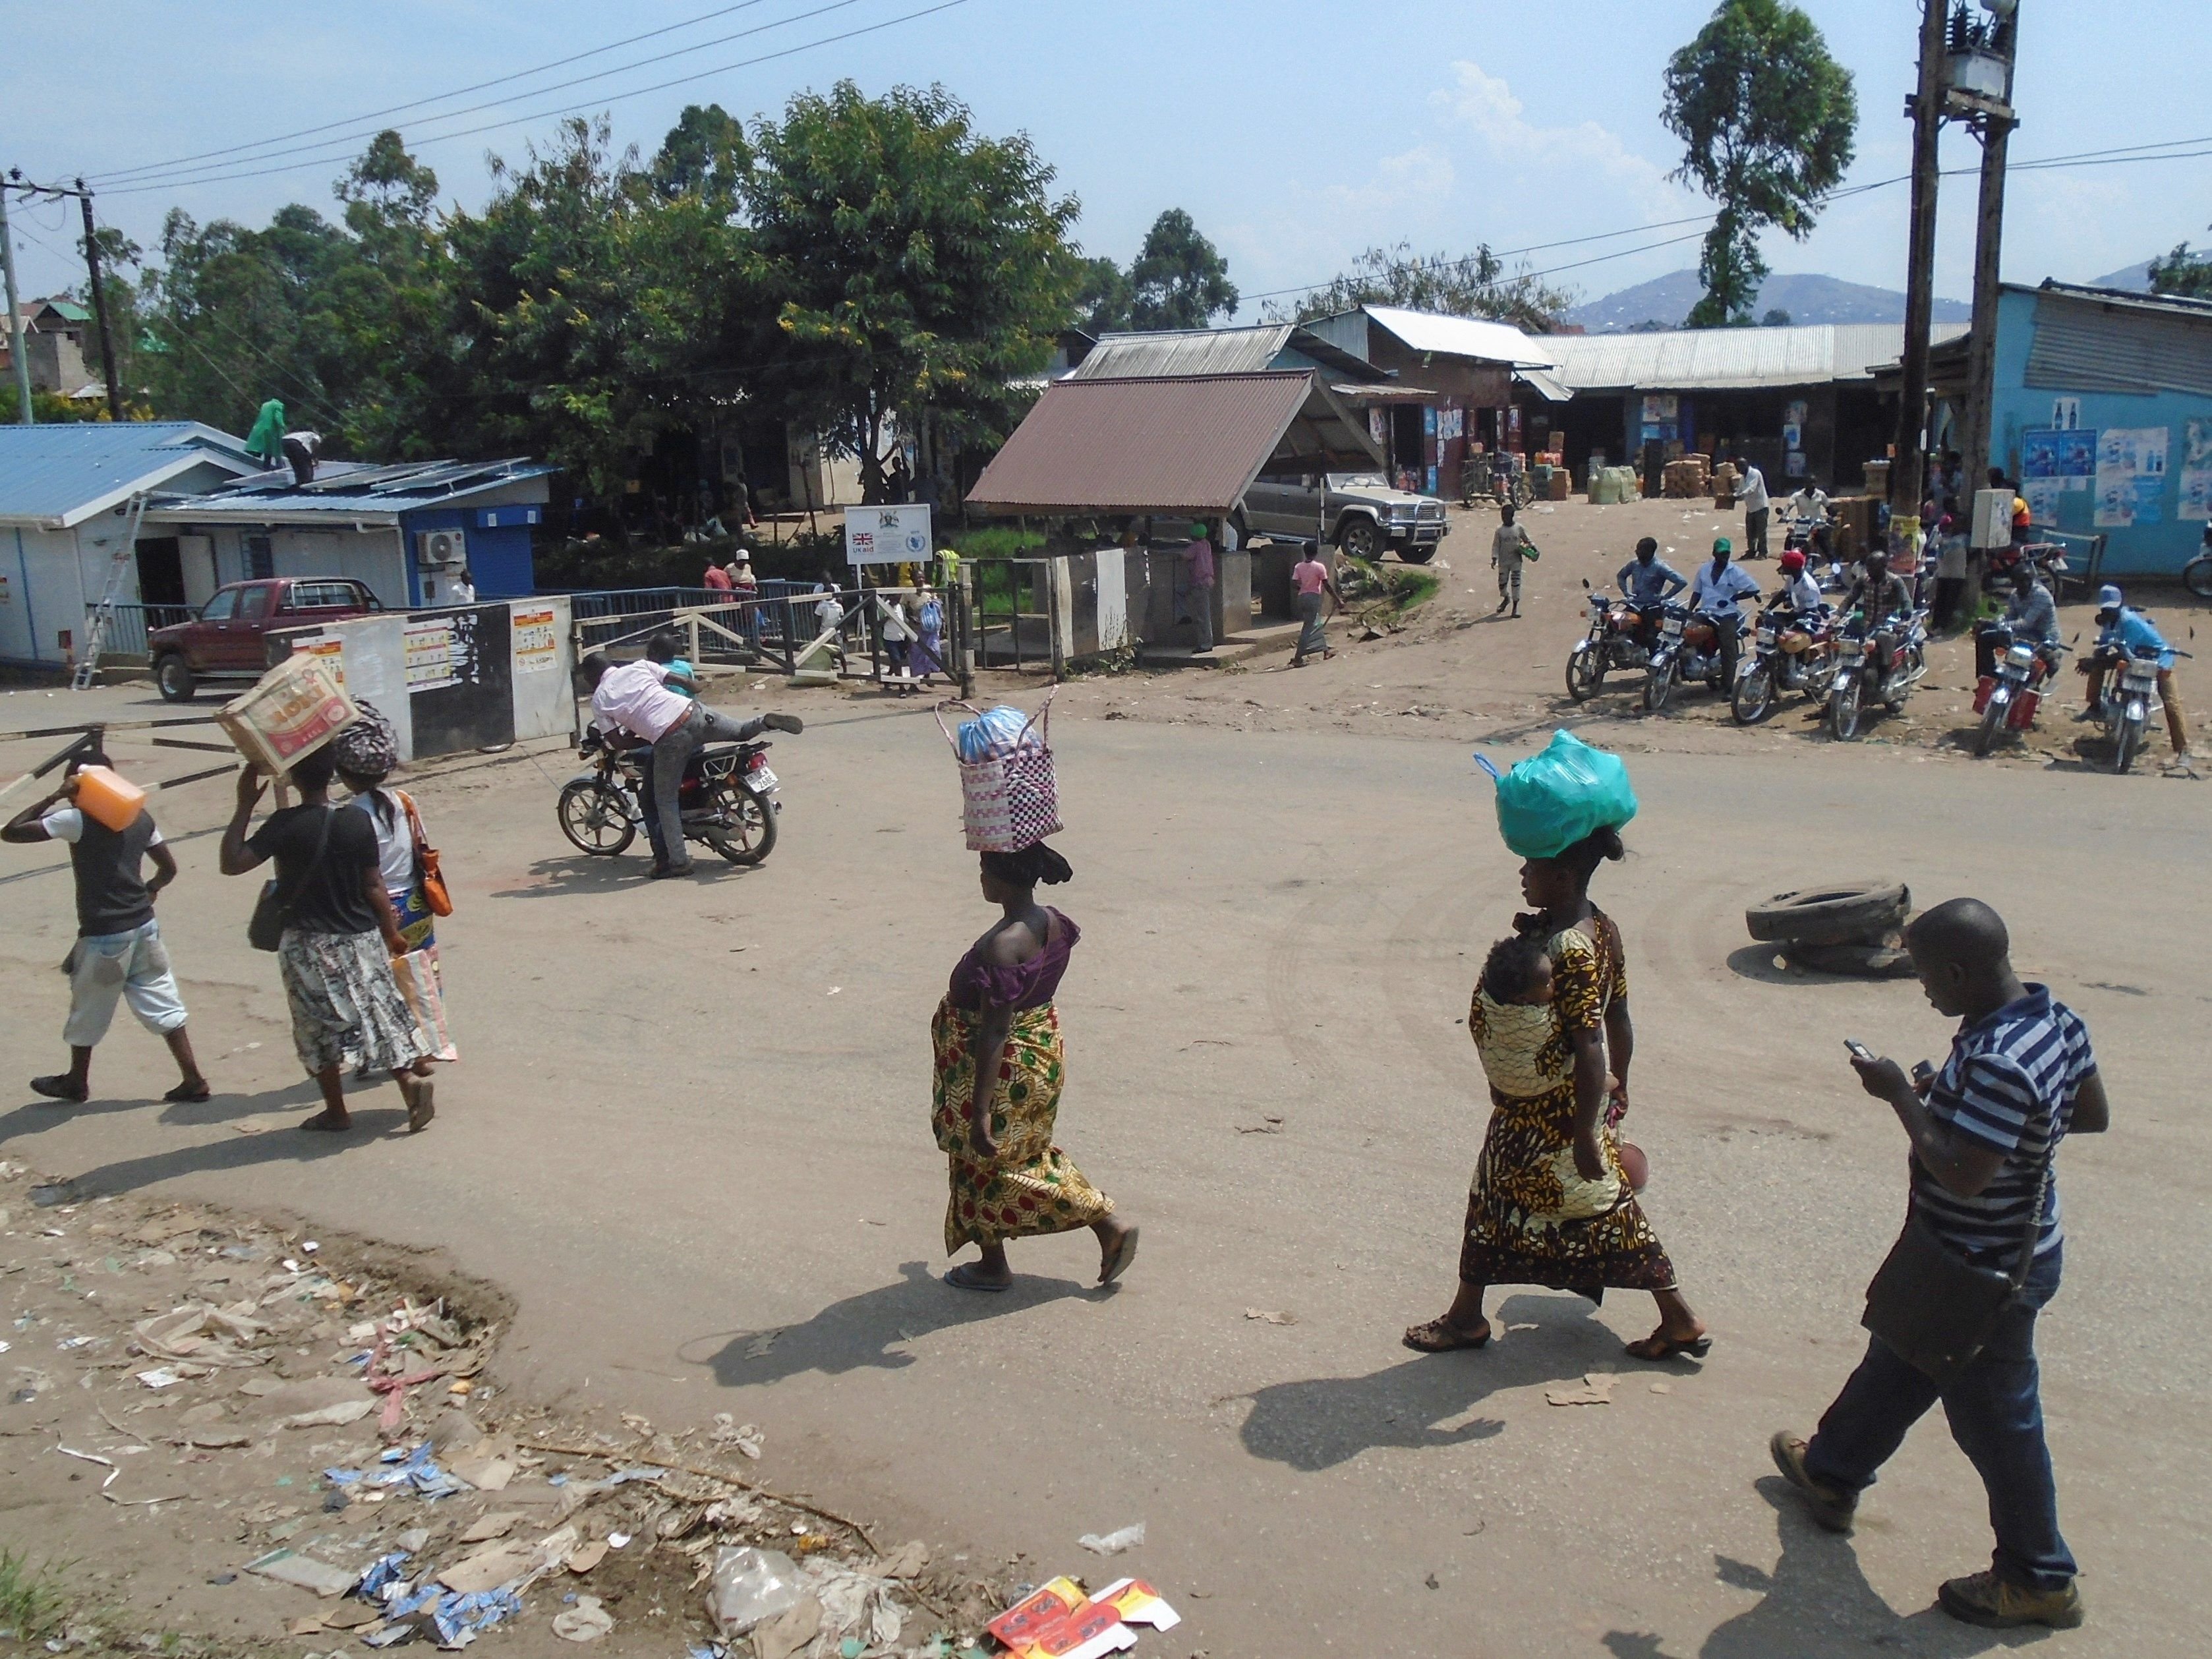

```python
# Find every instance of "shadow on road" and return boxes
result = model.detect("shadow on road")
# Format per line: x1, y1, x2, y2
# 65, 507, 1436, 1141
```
1233, 1292, 1635, 1472
1603, 1480, 2027, 1659
686, 1260, 1097, 1385
487, 852, 769, 900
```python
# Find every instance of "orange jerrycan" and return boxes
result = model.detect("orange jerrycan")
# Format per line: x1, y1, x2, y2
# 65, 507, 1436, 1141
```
72, 765, 148, 831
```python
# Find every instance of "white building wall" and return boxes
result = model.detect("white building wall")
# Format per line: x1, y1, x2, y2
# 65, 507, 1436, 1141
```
2, 524, 81, 663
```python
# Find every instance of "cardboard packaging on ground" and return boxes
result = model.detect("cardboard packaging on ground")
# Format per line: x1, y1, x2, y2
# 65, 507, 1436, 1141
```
214, 653, 359, 774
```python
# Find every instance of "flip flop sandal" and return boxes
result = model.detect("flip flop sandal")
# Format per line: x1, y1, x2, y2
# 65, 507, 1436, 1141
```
405, 1078, 436, 1134
29, 1075, 88, 1103
1625, 1331, 1712, 1362
299, 1113, 352, 1132
943, 1264, 1010, 1293
163, 1081, 212, 1103
1403, 1318, 1492, 1353
1100, 1226, 1140, 1285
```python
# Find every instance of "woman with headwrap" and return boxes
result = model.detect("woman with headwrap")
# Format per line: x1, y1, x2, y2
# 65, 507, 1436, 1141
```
333, 703, 453, 1072
930, 838, 1137, 1290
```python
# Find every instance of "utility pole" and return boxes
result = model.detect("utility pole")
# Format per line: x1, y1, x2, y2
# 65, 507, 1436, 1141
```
1956, 3, 2021, 494
1890, 0, 1950, 547
76, 181, 124, 421
0, 183, 32, 424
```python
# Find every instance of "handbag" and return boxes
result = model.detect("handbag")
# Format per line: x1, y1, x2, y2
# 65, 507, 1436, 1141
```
1861, 1153, 2052, 1388
247, 804, 334, 952
400, 791, 452, 918
391, 948, 457, 1062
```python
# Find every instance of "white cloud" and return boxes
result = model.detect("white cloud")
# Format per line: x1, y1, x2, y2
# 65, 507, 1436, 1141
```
1324, 144, 1457, 214
1432, 59, 1687, 219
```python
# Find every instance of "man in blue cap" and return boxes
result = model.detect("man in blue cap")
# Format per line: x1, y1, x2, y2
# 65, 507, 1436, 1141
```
2077, 585, 2190, 760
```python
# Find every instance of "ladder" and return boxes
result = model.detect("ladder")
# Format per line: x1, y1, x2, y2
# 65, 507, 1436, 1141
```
71, 492, 149, 691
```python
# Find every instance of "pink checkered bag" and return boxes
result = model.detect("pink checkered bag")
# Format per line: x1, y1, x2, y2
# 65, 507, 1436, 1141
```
934, 691, 1062, 852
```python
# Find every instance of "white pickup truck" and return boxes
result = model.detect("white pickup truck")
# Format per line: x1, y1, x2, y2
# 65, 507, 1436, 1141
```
1238, 472, 1449, 564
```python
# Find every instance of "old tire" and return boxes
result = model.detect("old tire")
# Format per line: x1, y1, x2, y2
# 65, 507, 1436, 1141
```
154, 655, 197, 702
1397, 542, 1436, 565
701, 778, 777, 867
558, 778, 635, 858
1336, 517, 1381, 564
1745, 883, 1911, 946
1788, 942, 1919, 979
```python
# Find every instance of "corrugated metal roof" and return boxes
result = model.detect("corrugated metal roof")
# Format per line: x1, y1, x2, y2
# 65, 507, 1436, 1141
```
1361, 306, 1561, 369
967, 373, 1372, 515
148, 456, 556, 523
0, 421, 253, 526
1515, 366, 1574, 403
1069, 324, 1385, 384
1541, 322, 1970, 392
2024, 284, 2212, 397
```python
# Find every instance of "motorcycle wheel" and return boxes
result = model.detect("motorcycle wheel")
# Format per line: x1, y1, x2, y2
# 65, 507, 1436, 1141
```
2114, 712, 2142, 775
1732, 664, 1775, 725
2184, 554, 2212, 600
558, 778, 635, 857
699, 777, 778, 866
1973, 697, 2007, 759
1829, 676, 1863, 741
1565, 645, 1606, 703
1886, 645, 1924, 714
1643, 658, 1676, 714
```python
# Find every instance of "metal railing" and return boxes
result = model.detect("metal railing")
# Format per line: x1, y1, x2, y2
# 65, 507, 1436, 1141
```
90, 602, 194, 663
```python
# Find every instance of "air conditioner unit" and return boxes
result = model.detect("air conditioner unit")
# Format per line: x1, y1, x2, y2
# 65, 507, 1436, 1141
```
419, 529, 465, 568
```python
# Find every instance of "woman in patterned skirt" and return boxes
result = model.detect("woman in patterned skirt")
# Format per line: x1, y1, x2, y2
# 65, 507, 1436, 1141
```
1405, 825, 1707, 1360
931, 839, 1138, 1291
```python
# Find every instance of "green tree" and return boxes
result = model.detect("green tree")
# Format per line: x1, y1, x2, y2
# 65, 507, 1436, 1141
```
1662, 0, 1856, 328
2148, 231, 2212, 299
1761, 306, 1792, 326
1126, 208, 1237, 330
741, 80, 1080, 503
1264, 242, 1571, 331
1072, 255, 1132, 334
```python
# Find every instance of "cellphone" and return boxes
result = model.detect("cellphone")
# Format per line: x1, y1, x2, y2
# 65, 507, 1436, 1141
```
1844, 1039, 1875, 1062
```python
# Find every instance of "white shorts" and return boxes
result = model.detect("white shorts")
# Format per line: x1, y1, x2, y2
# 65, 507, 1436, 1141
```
63, 919, 189, 1048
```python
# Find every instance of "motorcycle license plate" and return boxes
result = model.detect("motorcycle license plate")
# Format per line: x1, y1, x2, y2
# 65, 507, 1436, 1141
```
746, 765, 779, 792
2122, 668, 2157, 692
1755, 627, 1777, 646
1662, 617, 1684, 637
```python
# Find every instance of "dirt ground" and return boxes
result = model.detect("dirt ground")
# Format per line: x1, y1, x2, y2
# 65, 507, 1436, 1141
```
2, 505, 2208, 1659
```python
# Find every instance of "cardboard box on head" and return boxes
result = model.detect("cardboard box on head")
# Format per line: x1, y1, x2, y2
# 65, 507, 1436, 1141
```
215, 653, 359, 776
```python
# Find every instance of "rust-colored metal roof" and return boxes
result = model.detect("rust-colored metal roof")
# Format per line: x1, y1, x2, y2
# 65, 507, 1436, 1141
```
966, 372, 1376, 515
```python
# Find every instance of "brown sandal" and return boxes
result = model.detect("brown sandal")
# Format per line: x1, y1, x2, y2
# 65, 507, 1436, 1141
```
1403, 1318, 1491, 1353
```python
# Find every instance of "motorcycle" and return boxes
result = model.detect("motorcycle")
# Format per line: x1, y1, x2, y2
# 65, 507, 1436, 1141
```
2086, 644, 2168, 774
1825, 609, 1929, 741
2184, 525, 2212, 600
1970, 626, 2065, 758
1564, 583, 1655, 701
1732, 604, 1838, 725
558, 722, 781, 865
1643, 601, 1739, 714
1981, 538, 2068, 596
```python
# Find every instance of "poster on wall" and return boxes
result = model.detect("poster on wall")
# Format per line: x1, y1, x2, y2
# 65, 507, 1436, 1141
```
512, 606, 560, 674
288, 634, 347, 686
1437, 407, 1463, 441
403, 618, 459, 691
1641, 394, 1677, 424
2023, 480, 2064, 522
1782, 422, 1803, 452
2051, 397, 2081, 431
2180, 419, 2212, 522
844, 504, 931, 567
1368, 408, 1387, 446
2094, 426, 2168, 528
2022, 428, 2096, 492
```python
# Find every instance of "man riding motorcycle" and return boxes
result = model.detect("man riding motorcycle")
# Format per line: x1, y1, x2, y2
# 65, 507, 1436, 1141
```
1975, 565, 2062, 683
1687, 535, 1761, 689
1767, 547, 1824, 618
1840, 549, 1916, 695
1616, 536, 1687, 644
2077, 583, 2191, 760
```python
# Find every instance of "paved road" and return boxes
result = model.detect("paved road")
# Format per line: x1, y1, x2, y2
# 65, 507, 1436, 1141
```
1, 703, 2203, 1656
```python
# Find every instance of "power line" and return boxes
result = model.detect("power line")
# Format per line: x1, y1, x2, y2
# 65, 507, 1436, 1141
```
98, 0, 875, 192
90, 1, 789, 185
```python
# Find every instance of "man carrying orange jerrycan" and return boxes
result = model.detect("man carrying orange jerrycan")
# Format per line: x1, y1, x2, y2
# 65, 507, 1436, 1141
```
2, 750, 210, 1105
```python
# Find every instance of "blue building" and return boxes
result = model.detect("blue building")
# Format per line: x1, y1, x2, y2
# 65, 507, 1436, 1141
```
1989, 281, 2212, 577
144, 456, 556, 610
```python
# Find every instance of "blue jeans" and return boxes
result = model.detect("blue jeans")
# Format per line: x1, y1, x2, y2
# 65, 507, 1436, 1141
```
1806, 1242, 2074, 1590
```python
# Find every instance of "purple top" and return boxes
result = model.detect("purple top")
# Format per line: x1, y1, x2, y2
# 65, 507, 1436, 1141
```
948, 910, 1080, 1011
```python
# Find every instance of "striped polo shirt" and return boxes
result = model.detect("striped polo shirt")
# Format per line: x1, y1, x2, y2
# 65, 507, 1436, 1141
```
1915, 984, 2096, 1262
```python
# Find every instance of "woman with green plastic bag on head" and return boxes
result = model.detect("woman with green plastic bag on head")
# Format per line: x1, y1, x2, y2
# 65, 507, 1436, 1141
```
245, 398, 285, 470
1405, 732, 1710, 1364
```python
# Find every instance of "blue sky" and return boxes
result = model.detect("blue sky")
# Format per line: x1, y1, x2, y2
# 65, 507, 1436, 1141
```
6, 1, 2206, 317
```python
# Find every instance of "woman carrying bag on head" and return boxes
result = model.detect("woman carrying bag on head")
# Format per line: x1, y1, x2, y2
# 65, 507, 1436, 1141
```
221, 743, 436, 1134
332, 704, 457, 1067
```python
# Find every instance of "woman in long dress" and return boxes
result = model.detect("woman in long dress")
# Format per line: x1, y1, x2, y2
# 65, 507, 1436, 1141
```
931, 840, 1138, 1290
1405, 826, 1707, 1360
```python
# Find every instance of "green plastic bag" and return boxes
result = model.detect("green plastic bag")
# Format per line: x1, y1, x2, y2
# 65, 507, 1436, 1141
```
1482, 730, 1638, 859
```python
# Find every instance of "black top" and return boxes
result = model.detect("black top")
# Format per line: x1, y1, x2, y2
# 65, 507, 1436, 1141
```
247, 803, 380, 937
67, 811, 158, 937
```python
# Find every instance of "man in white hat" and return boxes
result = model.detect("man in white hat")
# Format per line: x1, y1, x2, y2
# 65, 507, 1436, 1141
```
2077, 585, 2190, 759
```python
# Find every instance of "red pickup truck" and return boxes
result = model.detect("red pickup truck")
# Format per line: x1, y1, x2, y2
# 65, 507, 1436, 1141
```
150, 577, 385, 701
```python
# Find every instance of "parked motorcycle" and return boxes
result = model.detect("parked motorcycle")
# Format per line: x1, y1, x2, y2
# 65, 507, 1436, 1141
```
1732, 604, 1838, 724
1981, 538, 2068, 596
2183, 524, 2212, 600
1564, 583, 1654, 701
1970, 626, 2065, 758
1643, 601, 1738, 714
558, 722, 781, 865
2085, 644, 2168, 774
1825, 610, 1929, 741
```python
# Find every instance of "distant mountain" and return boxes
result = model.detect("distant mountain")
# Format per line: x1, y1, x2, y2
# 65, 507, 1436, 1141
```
1565, 269, 1972, 332
2082, 252, 2207, 293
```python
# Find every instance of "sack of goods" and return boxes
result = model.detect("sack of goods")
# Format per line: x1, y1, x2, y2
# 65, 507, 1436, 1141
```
216, 651, 360, 775
1485, 729, 1638, 859
937, 693, 1061, 852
